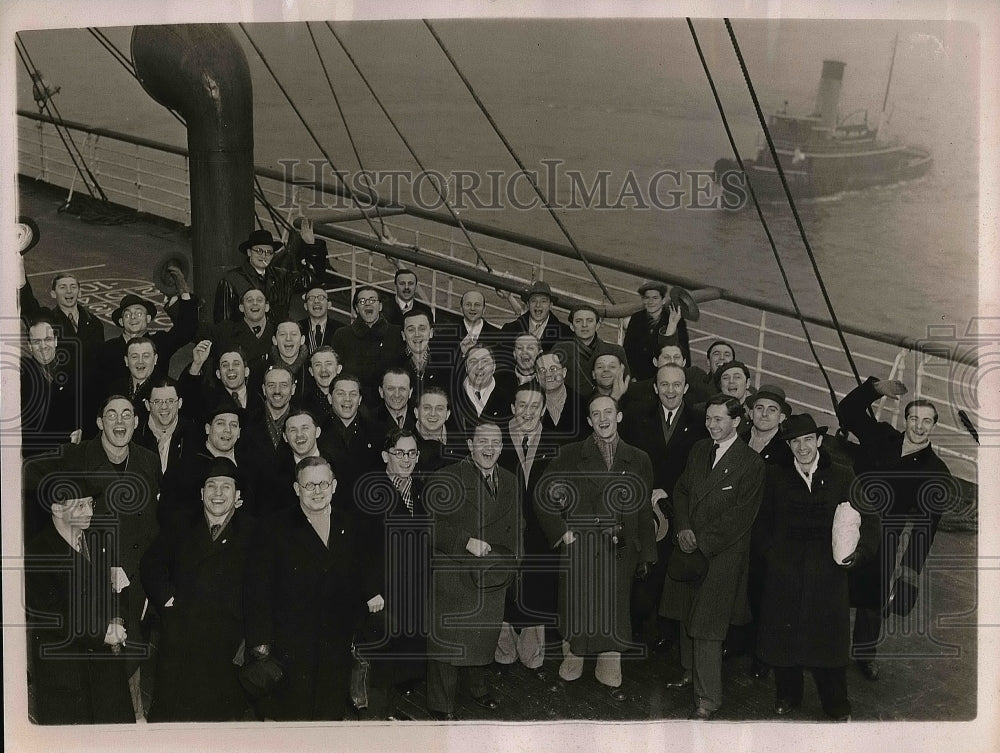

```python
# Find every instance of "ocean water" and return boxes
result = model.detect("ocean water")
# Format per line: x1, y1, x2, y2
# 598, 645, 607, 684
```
15, 18, 980, 340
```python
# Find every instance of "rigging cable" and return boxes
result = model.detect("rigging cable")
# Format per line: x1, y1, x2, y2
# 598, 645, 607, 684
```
238, 23, 384, 241
16, 34, 106, 202
686, 18, 843, 410
304, 22, 389, 238
324, 21, 496, 275
724, 18, 864, 389
253, 174, 294, 235
424, 19, 617, 304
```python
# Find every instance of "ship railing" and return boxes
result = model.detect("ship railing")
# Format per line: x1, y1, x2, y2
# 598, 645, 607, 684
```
16, 111, 980, 484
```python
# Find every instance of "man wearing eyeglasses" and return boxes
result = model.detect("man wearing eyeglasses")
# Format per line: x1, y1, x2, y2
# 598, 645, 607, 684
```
244, 456, 382, 720
134, 376, 203, 478
297, 286, 340, 354
214, 228, 315, 324
331, 287, 405, 404
22, 394, 162, 720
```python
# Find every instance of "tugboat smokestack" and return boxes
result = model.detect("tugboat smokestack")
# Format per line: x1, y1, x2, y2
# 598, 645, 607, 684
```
813, 60, 846, 128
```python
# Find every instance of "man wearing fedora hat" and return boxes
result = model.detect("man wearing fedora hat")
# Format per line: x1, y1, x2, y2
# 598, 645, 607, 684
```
624, 280, 692, 382
214, 228, 315, 324
500, 280, 572, 353
754, 413, 879, 720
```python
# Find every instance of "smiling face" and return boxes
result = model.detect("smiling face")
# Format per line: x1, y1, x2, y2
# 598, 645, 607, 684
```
239, 290, 269, 324
50, 276, 80, 310
283, 413, 320, 457
308, 350, 341, 390
705, 403, 739, 443
98, 398, 138, 448
125, 341, 157, 382
216, 351, 249, 391
27, 322, 57, 366
120, 304, 151, 337
641, 289, 665, 317
592, 354, 623, 390
788, 432, 822, 467
395, 272, 417, 302
527, 293, 551, 323
295, 462, 336, 513
570, 309, 599, 342
206, 412, 240, 453
655, 344, 686, 368
380, 371, 413, 412
145, 385, 181, 429
708, 343, 734, 373
654, 365, 688, 411
331, 378, 362, 421
513, 334, 541, 373
751, 398, 786, 433
304, 287, 330, 320
355, 288, 382, 325
587, 395, 622, 441
262, 368, 295, 411
402, 313, 432, 354
247, 243, 275, 273
415, 392, 450, 434
465, 346, 496, 390
201, 475, 239, 520
534, 353, 566, 393
719, 366, 749, 400
461, 291, 485, 325
512, 389, 545, 433
468, 422, 503, 473
383, 435, 419, 478
273, 321, 304, 360
905, 405, 937, 446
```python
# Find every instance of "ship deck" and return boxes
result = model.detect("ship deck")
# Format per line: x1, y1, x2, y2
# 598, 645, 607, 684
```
14, 176, 980, 727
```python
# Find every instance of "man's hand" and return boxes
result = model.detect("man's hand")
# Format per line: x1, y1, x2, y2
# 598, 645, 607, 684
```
558, 530, 578, 547
466, 538, 492, 557
651, 488, 668, 504
635, 562, 652, 581
839, 546, 862, 569
610, 368, 631, 401
104, 621, 126, 648
677, 528, 697, 554
189, 339, 212, 374
367, 594, 385, 613
874, 379, 908, 398
69, 429, 83, 444
166, 261, 191, 295
300, 217, 316, 245
663, 303, 682, 335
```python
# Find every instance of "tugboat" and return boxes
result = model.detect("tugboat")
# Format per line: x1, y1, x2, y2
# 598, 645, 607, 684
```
714, 54, 933, 203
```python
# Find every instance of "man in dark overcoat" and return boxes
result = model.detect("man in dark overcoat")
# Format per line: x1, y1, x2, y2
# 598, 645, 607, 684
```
660, 394, 764, 720
754, 414, 880, 720
140, 458, 254, 721
837, 376, 955, 681
424, 422, 523, 720
535, 394, 656, 701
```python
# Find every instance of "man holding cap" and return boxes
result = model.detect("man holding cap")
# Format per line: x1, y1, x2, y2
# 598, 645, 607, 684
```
754, 413, 878, 720
624, 280, 691, 382
501, 280, 571, 352
140, 457, 255, 721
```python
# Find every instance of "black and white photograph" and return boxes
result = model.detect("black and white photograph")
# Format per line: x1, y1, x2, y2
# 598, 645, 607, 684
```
2, 1, 996, 752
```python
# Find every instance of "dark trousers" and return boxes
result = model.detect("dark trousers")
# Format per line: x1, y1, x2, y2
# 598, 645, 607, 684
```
426, 661, 489, 713
774, 665, 851, 718
852, 606, 882, 658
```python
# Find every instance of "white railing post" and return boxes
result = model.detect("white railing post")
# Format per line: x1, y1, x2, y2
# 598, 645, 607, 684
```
134, 141, 143, 213
755, 310, 767, 388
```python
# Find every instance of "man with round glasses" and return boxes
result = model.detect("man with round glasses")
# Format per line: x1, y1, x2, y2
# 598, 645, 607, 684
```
135, 376, 202, 477
332, 286, 405, 404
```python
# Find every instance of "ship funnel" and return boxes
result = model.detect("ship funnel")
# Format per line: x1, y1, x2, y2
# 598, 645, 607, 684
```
812, 60, 846, 128
131, 25, 255, 325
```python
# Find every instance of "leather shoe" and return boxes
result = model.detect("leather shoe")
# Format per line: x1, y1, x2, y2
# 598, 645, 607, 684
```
688, 705, 714, 720
665, 672, 693, 689
472, 692, 500, 711
607, 686, 627, 702
774, 699, 799, 716
751, 659, 771, 679
857, 659, 880, 681
428, 710, 456, 721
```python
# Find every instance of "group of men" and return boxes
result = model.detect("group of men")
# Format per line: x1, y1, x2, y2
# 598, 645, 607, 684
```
18, 223, 955, 724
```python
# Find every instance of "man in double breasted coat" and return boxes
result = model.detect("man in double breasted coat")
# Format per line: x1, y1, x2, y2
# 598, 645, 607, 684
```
535, 394, 656, 701
660, 394, 764, 719
424, 422, 523, 720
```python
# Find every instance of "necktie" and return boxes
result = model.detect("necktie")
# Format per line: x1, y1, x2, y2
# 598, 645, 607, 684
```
475, 390, 482, 401
210, 523, 222, 540
76, 533, 90, 561
708, 442, 719, 473
666, 410, 674, 427
314, 324, 322, 346
68, 311, 78, 331
397, 414, 405, 429
252, 325, 262, 336
485, 473, 496, 497
231, 390, 242, 408
521, 434, 530, 456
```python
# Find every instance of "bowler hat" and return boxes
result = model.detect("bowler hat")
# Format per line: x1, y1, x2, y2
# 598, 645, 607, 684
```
637, 279, 668, 296
111, 294, 157, 327
239, 229, 284, 254
462, 544, 518, 592
202, 457, 240, 487
524, 280, 553, 301
778, 413, 829, 441
748, 384, 792, 417
666, 546, 709, 583
17, 216, 40, 255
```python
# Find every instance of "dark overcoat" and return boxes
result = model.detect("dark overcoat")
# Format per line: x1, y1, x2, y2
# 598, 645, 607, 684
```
534, 435, 655, 654
425, 457, 523, 666
659, 437, 765, 640
140, 509, 256, 721
754, 451, 880, 668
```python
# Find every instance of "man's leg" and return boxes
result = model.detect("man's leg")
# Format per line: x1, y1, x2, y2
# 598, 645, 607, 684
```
852, 606, 882, 680
594, 651, 622, 688
773, 665, 804, 711
691, 637, 724, 712
494, 622, 518, 665
426, 660, 459, 713
811, 666, 852, 720
516, 625, 545, 670
558, 639, 584, 681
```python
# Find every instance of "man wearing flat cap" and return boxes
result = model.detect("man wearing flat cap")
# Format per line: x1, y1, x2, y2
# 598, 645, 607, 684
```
624, 280, 692, 382
140, 457, 255, 721
714, 360, 754, 437
214, 227, 316, 324
501, 280, 572, 352
660, 394, 764, 720
754, 413, 879, 720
